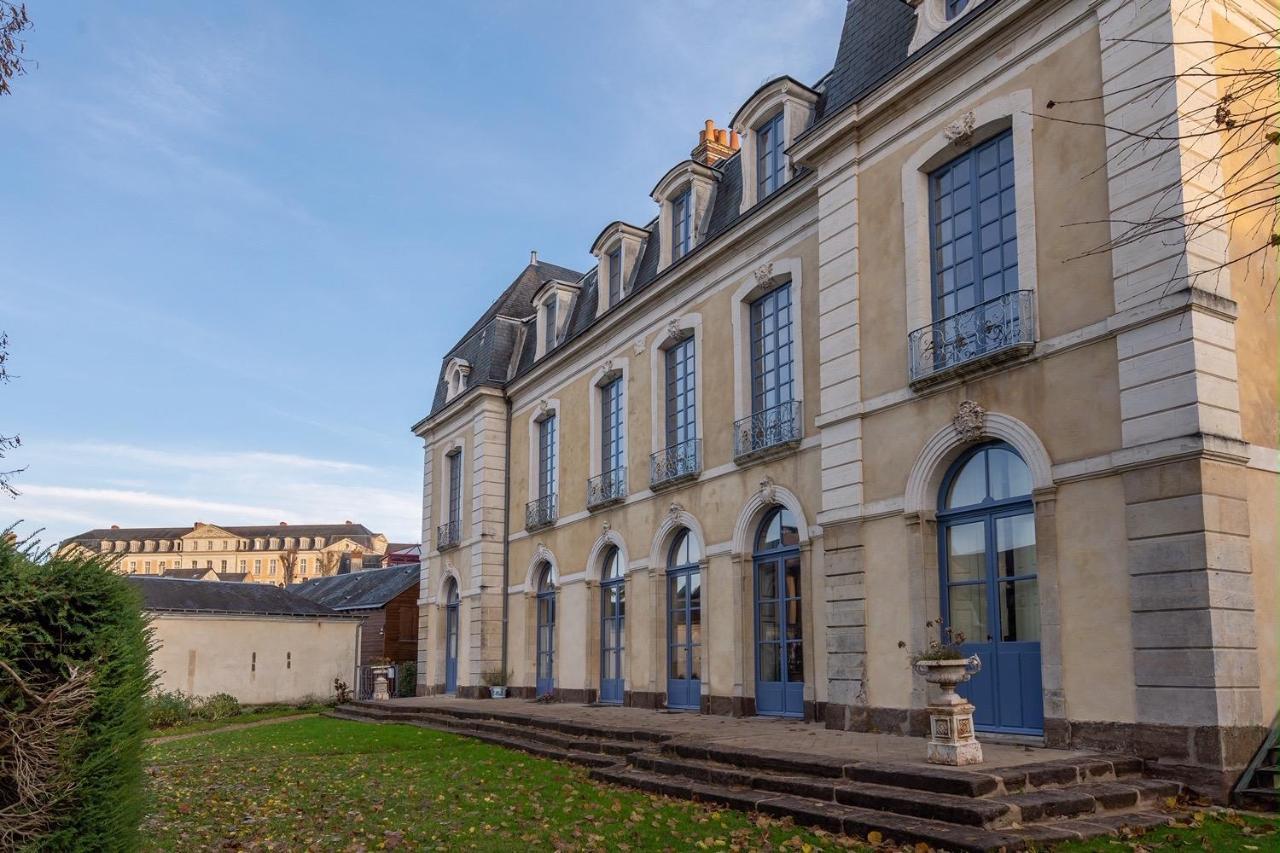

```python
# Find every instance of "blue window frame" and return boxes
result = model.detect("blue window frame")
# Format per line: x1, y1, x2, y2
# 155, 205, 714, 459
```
666, 529, 702, 710
749, 282, 795, 414
946, 0, 969, 19
543, 299, 558, 351
600, 546, 625, 705
929, 130, 1017, 322
447, 449, 462, 528
601, 377, 624, 473
444, 578, 460, 694
672, 188, 692, 260
665, 336, 696, 448
754, 507, 803, 718
535, 564, 556, 698
537, 414, 556, 499
608, 247, 622, 306
756, 111, 786, 199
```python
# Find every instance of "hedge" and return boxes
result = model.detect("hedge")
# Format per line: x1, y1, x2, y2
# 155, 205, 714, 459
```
0, 534, 154, 851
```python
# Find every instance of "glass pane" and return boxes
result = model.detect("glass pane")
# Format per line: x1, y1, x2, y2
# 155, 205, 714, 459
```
758, 602, 780, 642
995, 514, 1036, 579
787, 642, 804, 682
758, 563, 778, 600
947, 451, 987, 508
786, 598, 802, 641
946, 522, 986, 582
689, 571, 701, 604
784, 558, 801, 600
999, 579, 1040, 642
948, 583, 988, 643
759, 642, 780, 682
669, 645, 685, 679
690, 643, 701, 681
988, 448, 1031, 501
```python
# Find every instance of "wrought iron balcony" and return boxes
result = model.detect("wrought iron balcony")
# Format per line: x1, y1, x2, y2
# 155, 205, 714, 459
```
908, 290, 1036, 386
525, 494, 558, 531
734, 400, 803, 463
587, 466, 627, 510
650, 438, 701, 490
436, 520, 460, 552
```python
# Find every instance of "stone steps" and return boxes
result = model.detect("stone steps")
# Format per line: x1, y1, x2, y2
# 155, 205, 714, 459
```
333, 703, 1181, 851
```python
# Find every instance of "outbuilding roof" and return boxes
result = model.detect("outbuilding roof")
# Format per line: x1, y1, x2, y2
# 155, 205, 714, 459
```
128, 575, 349, 618
289, 563, 420, 611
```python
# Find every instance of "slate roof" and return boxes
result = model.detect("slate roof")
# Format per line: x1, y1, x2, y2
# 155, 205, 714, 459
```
289, 563, 420, 611
128, 575, 348, 618
420, 0, 1004, 423
64, 521, 381, 551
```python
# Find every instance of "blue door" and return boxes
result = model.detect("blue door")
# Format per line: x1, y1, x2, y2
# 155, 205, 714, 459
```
666, 529, 702, 710
600, 546, 625, 705
939, 443, 1043, 734
754, 508, 804, 717
444, 580, 459, 695
535, 564, 556, 698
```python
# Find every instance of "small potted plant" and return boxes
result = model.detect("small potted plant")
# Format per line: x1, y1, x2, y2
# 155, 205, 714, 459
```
482, 668, 512, 699
905, 619, 981, 706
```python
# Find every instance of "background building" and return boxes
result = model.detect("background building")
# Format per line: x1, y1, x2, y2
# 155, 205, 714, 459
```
61, 520, 389, 585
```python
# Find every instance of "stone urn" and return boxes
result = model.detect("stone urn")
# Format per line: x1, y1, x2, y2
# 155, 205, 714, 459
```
372, 666, 393, 701
489, 685, 508, 699
913, 656, 983, 766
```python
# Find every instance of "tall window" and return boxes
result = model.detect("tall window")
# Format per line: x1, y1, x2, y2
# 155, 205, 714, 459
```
929, 130, 1017, 322
749, 282, 795, 414
601, 377, 624, 473
447, 448, 463, 528
538, 415, 557, 498
607, 247, 622, 306
756, 111, 785, 199
665, 336, 696, 447
671, 188, 692, 260
544, 299, 558, 351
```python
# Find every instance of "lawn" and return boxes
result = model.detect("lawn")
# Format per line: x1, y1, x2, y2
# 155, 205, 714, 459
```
142, 716, 863, 851
146, 705, 327, 739
142, 716, 1280, 852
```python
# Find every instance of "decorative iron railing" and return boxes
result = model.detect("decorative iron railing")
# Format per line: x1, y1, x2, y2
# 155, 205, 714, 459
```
587, 466, 627, 509
525, 494, 558, 531
908, 290, 1036, 384
436, 520, 460, 551
733, 400, 803, 462
650, 438, 702, 489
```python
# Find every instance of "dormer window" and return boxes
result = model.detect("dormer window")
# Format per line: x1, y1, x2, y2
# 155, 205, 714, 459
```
443, 357, 472, 402
906, 0, 979, 53
757, 111, 785, 199
607, 247, 622, 306
534, 278, 581, 359
671, 188, 692, 260
731, 76, 818, 213
590, 221, 646, 315
544, 298, 558, 350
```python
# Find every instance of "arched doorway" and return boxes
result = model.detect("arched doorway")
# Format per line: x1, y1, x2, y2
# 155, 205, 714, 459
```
535, 563, 556, 698
666, 529, 702, 711
939, 441, 1042, 734
443, 578, 460, 695
599, 546, 625, 705
753, 507, 803, 717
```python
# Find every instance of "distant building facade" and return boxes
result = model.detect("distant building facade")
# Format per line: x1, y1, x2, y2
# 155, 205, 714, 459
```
411, 0, 1276, 796
61, 521, 389, 585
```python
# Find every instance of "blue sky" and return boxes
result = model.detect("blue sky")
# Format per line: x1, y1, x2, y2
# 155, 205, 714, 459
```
2, 1, 845, 546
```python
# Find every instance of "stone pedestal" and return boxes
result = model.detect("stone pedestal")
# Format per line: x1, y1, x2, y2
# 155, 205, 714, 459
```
927, 703, 983, 766
373, 669, 391, 701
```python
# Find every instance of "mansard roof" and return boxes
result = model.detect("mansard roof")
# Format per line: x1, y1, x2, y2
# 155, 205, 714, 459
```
63, 521, 381, 550
422, 0, 998, 423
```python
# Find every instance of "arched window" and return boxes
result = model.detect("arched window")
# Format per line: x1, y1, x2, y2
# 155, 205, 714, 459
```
443, 577, 460, 694
753, 506, 804, 717
669, 528, 702, 568
535, 561, 556, 697
938, 441, 1041, 735
600, 545, 625, 704
755, 506, 799, 552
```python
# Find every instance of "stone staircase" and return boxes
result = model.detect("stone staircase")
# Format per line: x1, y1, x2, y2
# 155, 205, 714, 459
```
333, 701, 1181, 851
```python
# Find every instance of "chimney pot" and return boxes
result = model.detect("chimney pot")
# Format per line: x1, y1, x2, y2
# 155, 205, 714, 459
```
715, 128, 728, 146
729, 130, 741, 150
111, 524, 120, 530
279, 521, 287, 526
530, 249, 538, 265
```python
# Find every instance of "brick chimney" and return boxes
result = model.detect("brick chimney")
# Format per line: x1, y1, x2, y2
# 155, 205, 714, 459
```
691, 119, 739, 166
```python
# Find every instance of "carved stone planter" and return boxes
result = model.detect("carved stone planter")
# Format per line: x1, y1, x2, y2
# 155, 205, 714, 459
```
913, 656, 983, 766
372, 666, 393, 702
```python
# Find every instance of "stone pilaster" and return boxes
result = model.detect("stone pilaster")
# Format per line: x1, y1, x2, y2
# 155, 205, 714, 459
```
822, 520, 866, 728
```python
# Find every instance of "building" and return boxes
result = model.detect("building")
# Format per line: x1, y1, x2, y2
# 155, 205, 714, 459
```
383, 543, 423, 566
61, 521, 389, 585
411, 0, 1278, 797
130, 575, 361, 704
291, 563, 420, 667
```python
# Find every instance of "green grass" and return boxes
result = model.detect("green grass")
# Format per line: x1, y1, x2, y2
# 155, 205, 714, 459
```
142, 716, 867, 851
1048, 808, 1279, 852
145, 705, 328, 739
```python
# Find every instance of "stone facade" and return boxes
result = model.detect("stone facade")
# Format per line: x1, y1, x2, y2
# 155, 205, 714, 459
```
413, 0, 1278, 797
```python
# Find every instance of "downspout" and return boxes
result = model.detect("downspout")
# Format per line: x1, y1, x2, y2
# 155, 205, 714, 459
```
500, 395, 513, 685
